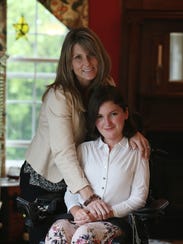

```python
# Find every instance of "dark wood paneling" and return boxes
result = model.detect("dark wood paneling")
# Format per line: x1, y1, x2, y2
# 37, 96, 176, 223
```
120, 9, 183, 132
125, 0, 183, 10
0, 185, 24, 242
139, 95, 183, 132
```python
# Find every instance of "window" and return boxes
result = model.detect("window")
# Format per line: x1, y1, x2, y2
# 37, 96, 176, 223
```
169, 32, 183, 81
6, 0, 68, 169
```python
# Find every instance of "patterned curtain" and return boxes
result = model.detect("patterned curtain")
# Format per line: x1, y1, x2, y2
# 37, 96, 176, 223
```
37, 0, 88, 28
0, 0, 7, 177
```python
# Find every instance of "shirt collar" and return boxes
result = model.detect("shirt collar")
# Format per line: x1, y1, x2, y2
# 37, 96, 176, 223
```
96, 136, 129, 149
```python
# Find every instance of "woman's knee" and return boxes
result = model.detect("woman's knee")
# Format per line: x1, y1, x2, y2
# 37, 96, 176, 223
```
72, 224, 94, 243
45, 219, 74, 244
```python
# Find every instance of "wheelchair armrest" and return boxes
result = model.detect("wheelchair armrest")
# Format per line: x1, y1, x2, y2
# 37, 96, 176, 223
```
16, 193, 67, 228
16, 196, 40, 227
133, 198, 169, 219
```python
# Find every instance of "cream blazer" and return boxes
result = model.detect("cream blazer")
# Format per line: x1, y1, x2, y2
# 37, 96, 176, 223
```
25, 87, 89, 193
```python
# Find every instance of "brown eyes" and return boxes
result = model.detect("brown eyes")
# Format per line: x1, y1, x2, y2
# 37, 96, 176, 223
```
96, 115, 102, 119
72, 53, 96, 61
96, 112, 119, 120
73, 55, 82, 60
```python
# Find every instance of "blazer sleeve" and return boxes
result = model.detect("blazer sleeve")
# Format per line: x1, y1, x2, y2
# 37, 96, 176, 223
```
45, 89, 89, 193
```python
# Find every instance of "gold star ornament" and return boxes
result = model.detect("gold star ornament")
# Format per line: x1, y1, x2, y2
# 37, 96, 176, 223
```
13, 15, 29, 40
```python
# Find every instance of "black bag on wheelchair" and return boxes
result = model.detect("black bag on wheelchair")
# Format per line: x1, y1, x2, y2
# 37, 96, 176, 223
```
16, 192, 67, 227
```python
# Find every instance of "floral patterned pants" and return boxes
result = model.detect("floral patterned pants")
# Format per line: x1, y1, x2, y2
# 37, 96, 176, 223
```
45, 219, 123, 244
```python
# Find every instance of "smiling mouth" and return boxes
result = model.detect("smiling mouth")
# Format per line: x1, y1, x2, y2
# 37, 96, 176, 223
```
104, 127, 114, 131
83, 67, 95, 72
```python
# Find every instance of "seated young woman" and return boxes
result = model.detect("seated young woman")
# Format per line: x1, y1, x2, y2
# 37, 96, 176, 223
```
45, 85, 150, 243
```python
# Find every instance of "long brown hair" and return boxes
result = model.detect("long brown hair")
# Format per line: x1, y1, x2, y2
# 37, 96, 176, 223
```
42, 27, 113, 108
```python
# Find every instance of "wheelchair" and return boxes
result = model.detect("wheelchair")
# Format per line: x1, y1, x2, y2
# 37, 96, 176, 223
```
16, 147, 169, 244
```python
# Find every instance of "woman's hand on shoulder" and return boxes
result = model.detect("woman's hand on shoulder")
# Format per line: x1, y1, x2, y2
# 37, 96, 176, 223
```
129, 131, 150, 159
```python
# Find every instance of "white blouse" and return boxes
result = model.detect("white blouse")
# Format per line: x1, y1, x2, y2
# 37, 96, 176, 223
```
65, 137, 150, 218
